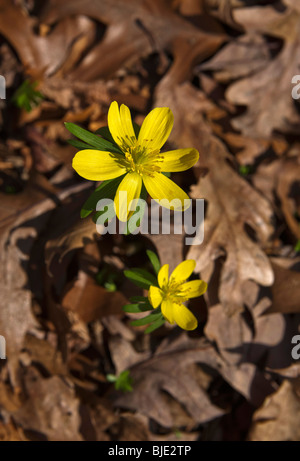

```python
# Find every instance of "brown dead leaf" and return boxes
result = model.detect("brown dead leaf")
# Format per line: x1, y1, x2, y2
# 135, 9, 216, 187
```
245, 307, 298, 372
45, 206, 100, 270
227, 8, 300, 138
41, 0, 226, 83
0, 421, 28, 441
200, 33, 271, 82
265, 261, 300, 315
14, 368, 83, 441
62, 271, 127, 323
253, 156, 300, 240
0, 181, 91, 383
276, 158, 300, 241
0, 0, 95, 76
204, 304, 252, 364
155, 82, 274, 314
114, 337, 225, 428
114, 334, 273, 427
22, 334, 67, 376
248, 380, 300, 441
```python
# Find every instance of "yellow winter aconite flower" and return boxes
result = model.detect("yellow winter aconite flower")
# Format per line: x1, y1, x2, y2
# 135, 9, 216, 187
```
148, 260, 207, 331
72, 101, 199, 221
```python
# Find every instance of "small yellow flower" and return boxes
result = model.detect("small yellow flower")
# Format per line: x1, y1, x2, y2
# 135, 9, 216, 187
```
148, 260, 207, 331
72, 101, 199, 221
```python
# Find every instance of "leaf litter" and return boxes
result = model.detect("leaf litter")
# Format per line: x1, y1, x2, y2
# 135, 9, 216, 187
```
0, 0, 299, 441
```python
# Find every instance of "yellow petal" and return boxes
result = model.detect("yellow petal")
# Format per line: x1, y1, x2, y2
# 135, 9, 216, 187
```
180, 280, 207, 298
172, 303, 198, 330
160, 148, 199, 172
161, 299, 175, 324
143, 172, 191, 211
158, 264, 169, 289
138, 107, 174, 151
114, 172, 142, 222
108, 101, 136, 150
148, 286, 163, 308
170, 260, 196, 284
72, 149, 127, 180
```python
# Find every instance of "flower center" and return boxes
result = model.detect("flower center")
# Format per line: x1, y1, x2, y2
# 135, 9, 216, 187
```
161, 280, 189, 304
123, 142, 164, 177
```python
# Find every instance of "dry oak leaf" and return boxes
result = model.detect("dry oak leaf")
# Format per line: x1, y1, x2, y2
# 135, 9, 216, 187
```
0, 0, 95, 76
62, 270, 128, 323
204, 303, 252, 364
188, 132, 274, 314
0, 421, 28, 441
40, 0, 226, 83
154, 82, 274, 314
0, 181, 91, 384
114, 337, 225, 428
199, 33, 271, 82
253, 156, 300, 240
226, 8, 300, 138
115, 334, 273, 427
248, 380, 300, 441
14, 368, 83, 441
265, 260, 300, 315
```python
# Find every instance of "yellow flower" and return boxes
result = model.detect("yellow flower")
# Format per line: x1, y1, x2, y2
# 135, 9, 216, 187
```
72, 101, 199, 221
148, 260, 207, 331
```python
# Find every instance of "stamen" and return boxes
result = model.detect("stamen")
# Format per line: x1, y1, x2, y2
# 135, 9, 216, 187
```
120, 140, 164, 176
160, 280, 189, 305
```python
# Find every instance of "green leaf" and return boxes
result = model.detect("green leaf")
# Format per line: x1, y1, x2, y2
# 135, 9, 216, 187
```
129, 296, 148, 303
295, 240, 300, 252
67, 139, 93, 150
64, 122, 123, 153
106, 374, 117, 383
115, 370, 133, 392
104, 281, 117, 292
133, 122, 141, 138
123, 303, 153, 313
107, 371, 133, 392
239, 165, 253, 176
131, 311, 163, 326
123, 303, 142, 313
124, 268, 157, 289
123, 183, 148, 235
146, 250, 161, 275
95, 126, 115, 144
81, 176, 125, 218
92, 202, 116, 225
96, 123, 140, 142
11, 80, 44, 112
144, 316, 165, 333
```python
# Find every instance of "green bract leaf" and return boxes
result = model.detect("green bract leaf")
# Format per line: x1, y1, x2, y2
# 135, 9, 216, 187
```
65, 122, 123, 154
67, 139, 93, 150
123, 303, 153, 313
94, 126, 115, 144
129, 296, 149, 303
144, 316, 165, 333
123, 183, 148, 234
124, 268, 157, 289
131, 311, 163, 326
96, 122, 140, 145
133, 122, 141, 138
93, 202, 116, 225
146, 250, 161, 275
81, 176, 125, 218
